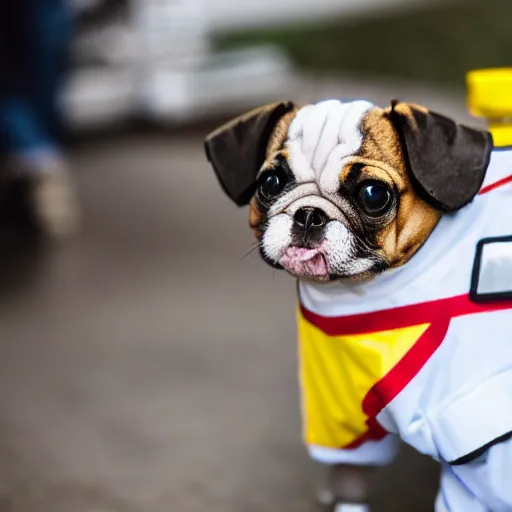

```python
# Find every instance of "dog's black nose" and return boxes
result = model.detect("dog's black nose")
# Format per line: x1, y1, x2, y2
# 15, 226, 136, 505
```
293, 207, 328, 231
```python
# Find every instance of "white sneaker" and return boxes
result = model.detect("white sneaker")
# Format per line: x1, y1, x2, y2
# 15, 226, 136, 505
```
29, 168, 80, 239
3, 154, 80, 239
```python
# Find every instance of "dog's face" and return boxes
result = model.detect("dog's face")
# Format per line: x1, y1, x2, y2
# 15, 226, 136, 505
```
205, 100, 492, 282
251, 101, 441, 281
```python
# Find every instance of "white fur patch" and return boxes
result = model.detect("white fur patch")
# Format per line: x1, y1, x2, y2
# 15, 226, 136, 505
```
286, 100, 374, 194
268, 183, 347, 222
262, 217, 376, 276
323, 222, 375, 276
262, 214, 294, 262
261, 100, 379, 276
322, 222, 355, 269
269, 183, 319, 217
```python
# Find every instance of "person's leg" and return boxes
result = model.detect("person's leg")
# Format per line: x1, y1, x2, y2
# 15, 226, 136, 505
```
0, 0, 62, 159
0, 0, 79, 237
0, 98, 56, 160
23, 0, 74, 143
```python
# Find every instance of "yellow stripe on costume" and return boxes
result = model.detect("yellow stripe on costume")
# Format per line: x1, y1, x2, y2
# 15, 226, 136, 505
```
298, 309, 429, 449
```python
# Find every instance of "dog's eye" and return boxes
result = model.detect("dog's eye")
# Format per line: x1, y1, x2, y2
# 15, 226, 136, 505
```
357, 182, 392, 216
259, 172, 286, 200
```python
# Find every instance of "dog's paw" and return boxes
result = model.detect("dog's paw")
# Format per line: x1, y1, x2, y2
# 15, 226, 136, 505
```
333, 503, 370, 512
313, 492, 370, 512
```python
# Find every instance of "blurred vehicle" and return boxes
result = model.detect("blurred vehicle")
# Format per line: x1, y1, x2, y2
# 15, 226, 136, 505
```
62, 0, 294, 131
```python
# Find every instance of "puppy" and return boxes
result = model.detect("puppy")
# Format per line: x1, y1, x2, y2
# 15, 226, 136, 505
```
205, 99, 512, 512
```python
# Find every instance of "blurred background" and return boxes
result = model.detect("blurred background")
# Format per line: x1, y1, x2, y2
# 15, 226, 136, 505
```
0, 0, 509, 511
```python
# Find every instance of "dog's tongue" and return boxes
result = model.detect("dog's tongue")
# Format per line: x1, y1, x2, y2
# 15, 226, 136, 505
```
280, 247, 328, 277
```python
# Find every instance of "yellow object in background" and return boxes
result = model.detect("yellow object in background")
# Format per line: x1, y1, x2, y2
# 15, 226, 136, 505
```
467, 68, 512, 147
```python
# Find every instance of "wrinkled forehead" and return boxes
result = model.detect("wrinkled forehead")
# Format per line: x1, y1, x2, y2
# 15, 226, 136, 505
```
284, 100, 375, 190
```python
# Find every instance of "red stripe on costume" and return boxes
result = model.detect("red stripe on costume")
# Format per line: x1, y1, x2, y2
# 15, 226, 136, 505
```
343, 418, 388, 449
479, 174, 512, 195
343, 320, 450, 449
299, 295, 512, 450
362, 318, 450, 417
301, 293, 512, 336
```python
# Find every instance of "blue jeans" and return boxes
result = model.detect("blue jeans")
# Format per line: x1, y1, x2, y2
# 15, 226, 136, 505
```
0, 0, 73, 158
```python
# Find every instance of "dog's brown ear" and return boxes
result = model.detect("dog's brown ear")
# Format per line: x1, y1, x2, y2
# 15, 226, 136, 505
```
388, 100, 493, 212
204, 101, 296, 206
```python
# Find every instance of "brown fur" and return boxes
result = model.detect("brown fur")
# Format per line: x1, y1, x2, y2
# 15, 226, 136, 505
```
249, 103, 441, 270
249, 109, 298, 239
345, 106, 441, 268
249, 197, 264, 239
266, 110, 298, 160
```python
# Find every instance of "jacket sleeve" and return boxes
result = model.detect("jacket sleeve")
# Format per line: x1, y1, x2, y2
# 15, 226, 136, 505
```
449, 435, 512, 512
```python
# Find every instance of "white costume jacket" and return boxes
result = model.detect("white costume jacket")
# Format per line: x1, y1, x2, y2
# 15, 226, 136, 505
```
297, 148, 512, 511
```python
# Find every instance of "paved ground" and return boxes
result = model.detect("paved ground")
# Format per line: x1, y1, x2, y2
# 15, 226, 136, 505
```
0, 79, 477, 512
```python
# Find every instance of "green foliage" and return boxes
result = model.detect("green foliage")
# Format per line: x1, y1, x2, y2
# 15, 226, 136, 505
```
214, 0, 512, 86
